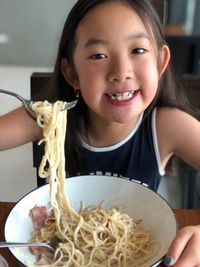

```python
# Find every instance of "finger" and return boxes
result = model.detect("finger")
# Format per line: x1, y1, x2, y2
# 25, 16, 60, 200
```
170, 234, 200, 267
164, 227, 193, 266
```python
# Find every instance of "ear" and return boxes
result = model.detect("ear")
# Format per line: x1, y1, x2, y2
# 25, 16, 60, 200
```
158, 45, 170, 78
61, 58, 80, 89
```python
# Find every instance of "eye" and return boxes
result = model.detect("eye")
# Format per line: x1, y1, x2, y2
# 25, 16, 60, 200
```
89, 53, 107, 60
132, 48, 146, 55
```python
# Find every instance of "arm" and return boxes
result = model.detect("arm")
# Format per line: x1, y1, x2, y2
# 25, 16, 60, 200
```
156, 107, 200, 170
0, 106, 42, 151
156, 107, 200, 267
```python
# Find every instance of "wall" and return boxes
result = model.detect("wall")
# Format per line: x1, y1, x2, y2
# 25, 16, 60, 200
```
0, 0, 76, 67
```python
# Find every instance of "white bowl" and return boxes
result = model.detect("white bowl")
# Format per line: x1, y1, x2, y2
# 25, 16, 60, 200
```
4, 175, 177, 266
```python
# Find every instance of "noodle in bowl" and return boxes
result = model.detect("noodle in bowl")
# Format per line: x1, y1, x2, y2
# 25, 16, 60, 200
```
4, 175, 177, 267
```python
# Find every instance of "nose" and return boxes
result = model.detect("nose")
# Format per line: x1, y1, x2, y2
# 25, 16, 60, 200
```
107, 56, 133, 83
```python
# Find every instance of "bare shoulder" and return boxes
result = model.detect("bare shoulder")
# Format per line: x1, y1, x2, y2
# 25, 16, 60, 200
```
156, 106, 199, 127
156, 107, 200, 170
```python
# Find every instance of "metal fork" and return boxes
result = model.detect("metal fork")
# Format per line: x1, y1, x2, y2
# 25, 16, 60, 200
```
0, 89, 77, 118
0, 241, 55, 252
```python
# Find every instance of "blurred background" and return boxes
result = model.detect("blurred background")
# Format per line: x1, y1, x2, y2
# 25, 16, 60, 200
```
0, 0, 76, 67
0, 0, 199, 208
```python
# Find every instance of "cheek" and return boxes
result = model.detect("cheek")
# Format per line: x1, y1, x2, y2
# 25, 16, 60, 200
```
77, 72, 99, 101
77, 67, 103, 97
138, 63, 159, 101
138, 59, 159, 85
76, 61, 100, 84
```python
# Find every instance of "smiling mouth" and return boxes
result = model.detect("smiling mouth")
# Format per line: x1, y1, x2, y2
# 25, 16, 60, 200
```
107, 91, 136, 101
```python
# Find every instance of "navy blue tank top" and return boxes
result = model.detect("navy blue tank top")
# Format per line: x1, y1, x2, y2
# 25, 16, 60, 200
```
81, 109, 164, 192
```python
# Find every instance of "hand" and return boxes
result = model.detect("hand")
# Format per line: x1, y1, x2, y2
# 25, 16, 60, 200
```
164, 225, 200, 266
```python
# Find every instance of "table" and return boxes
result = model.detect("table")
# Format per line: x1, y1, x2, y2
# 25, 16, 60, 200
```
0, 202, 200, 267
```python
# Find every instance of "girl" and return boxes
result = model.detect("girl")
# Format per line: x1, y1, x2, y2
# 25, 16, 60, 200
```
0, 0, 200, 266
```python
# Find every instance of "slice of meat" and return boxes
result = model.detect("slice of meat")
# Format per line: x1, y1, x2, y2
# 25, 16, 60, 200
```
30, 247, 54, 265
29, 205, 48, 230
30, 246, 48, 256
37, 252, 54, 265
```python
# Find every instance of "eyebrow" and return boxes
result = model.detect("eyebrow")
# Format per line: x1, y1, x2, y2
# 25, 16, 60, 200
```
127, 32, 149, 41
84, 32, 149, 48
84, 38, 108, 48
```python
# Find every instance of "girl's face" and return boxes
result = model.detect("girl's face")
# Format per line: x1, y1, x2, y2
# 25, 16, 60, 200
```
62, 1, 170, 124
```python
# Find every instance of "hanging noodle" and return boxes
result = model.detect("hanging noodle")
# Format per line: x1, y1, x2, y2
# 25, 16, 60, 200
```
27, 100, 159, 267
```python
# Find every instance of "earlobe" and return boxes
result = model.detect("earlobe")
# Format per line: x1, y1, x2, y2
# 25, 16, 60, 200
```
159, 45, 170, 78
61, 58, 80, 89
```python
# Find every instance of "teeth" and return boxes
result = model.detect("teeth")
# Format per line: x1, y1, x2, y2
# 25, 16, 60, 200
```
108, 91, 135, 100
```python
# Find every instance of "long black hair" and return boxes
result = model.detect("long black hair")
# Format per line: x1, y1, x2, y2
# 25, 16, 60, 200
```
42, 0, 191, 176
